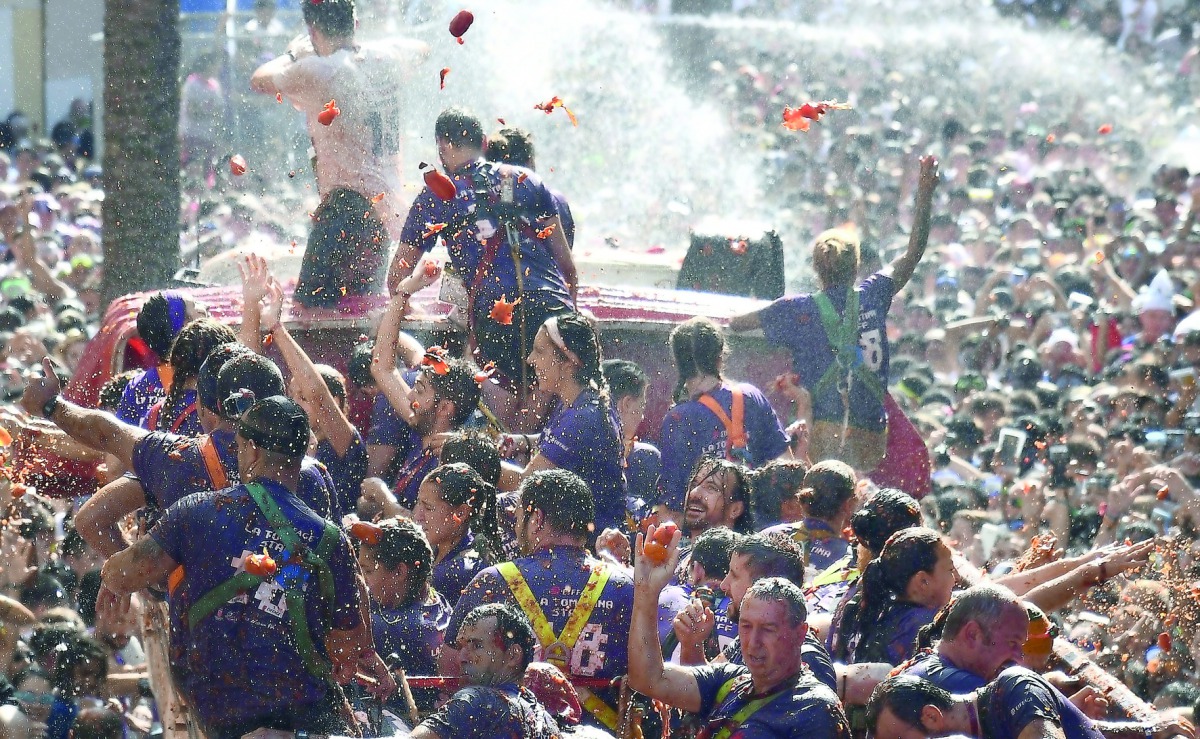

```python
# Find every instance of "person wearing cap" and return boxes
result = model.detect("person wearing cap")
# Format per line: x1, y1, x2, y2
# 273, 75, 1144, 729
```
99, 394, 395, 739
1127, 270, 1179, 350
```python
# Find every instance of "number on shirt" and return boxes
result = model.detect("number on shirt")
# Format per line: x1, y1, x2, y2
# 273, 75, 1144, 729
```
569, 624, 608, 677
859, 329, 883, 371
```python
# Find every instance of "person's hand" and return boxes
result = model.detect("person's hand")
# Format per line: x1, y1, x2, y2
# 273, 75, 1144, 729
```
1103, 477, 1139, 522
917, 154, 940, 193
1152, 716, 1197, 739
19, 358, 62, 418
633, 523, 681, 596
260, 278, 285, 332
1069, 685, 1109, 720
399, 259, 441, 296
595, 528, 631, 565
1088, 538, 1154, 582
773, 373, 806, 403
96, 584, 132, 623
358, 478, 400, 521
785, 419, 811, 465
357, 650, 398, 702
238, 254, 272, 309
671, 597, 715, 649
284, 33, 313, 60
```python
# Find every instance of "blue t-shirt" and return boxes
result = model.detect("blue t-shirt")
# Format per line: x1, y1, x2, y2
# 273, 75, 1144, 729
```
538, 390, 627, 534
116, 366, 166, 425
721, 631, 838, 696
758, 273, 896, 432
141, 389, 201, 437
418, 684, 560, 739
447, 546, 632, 729
389, 433, 438, 511
980, 666, 1102, 739
367, 392, 411, 449
830, 596, 937, 666
399, 159, 571, 306
626, 440, 662, 514
761, 520, 851, 578
131, 428, 335, 519
692, 662, 849, 738
657, 383, 788, 511
316, 430, 368, 522
150, 479, 362, 730
432, 532, 486, 607
370, 588, 450, 679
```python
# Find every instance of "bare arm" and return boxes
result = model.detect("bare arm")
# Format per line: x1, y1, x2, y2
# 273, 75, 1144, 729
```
543, 215, 578, 308
497, 454, 557, 492
1018, 719, 1067, 739
386, 241, 423, 295
249, 34, 311, 96
728, 311, 763, 333
373, 296, 417, 426
101, 536, 178, 595
839, 662, 893, 706
887, 155, 939, 291
75, 476, 147, 557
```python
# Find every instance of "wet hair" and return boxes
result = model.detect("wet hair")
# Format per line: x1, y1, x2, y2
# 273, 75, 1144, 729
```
811, 228, 861, 288
461, 602, 538, 671
368, 517, 433, 606
20, 573, 70, 612
799, 460, 857, 521
302, 0, 355, 37
314, 364, 348, 408
158, 319, 238, 430
197, 343, 253, 413
435, 107, 485, 150
441, 431, 502, 486
850, 487, 923, 555
743, 577, 807, 627
688, 456, 755, 534
97, 370, 138, 413
833, 527, 945, 663
690, 527, 740, 581
52, 632, 107, 694
865, 675, 953, 734
601, 358, 648, 403
238, 396, 310, 461
136, 293, 183, 357
216, 353, 285, 419
668, 317, 725, 401
518, 469, 595, 541
424, 463, 500, 564
72, 706, 126, 739
940, 584, 1020, 641
425, 356, 483, 427
486, 127, 536, 169
751, 459, 808, 527
732, 532, 805, 584
348, 340, 375, 389
548, 313, 608, 399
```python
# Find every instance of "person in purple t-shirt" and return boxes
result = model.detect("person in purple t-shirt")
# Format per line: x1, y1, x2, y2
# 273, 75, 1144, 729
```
499, 313, 627, 536
829, 528, 954, 666
730, 155, 939, 472
762, 460, 858, 577
412, 463, 500, 605
602, 358, 661, 521
445, 470, 632, 731
98, 396, 394, 739
485, 126, 576, 250
387, 107, 579, 392
115, 291, 207, 427
356, 517, 451, 713
658, 317, 789, 521
140, 318, 238, 438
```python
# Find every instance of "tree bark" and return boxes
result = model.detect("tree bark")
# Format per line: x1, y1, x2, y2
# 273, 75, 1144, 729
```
101, 0, 182, 307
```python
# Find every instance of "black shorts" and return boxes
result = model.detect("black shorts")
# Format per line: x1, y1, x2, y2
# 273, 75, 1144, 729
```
296, 188, 388, 308
471, 289, 571, 389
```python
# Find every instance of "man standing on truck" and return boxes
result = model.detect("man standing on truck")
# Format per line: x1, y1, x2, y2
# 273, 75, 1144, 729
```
250, 0, 427, 307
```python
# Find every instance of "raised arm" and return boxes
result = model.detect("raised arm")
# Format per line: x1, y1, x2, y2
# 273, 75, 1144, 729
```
386, 241, 424, 296
249, 33, 311, 96
238, 254, 271, 353
628, 525, 704, 713
19, 358, 148, 469
372, 262, 441, 424
887, 155, 939, 291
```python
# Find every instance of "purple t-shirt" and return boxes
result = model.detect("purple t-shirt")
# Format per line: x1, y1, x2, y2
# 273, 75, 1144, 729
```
830, 596, 936, 666
389, 434, 438, 511
692, 662, 849, 738
758, 272, 896, 432
150, 479, 362, 730
370, 588, 450, 679
131, 428, 335, 519
432, 532, 486, 607
116, 366, 165, 426
538, 390, 627, 533
367, 373, 418, 449
626, 441, 662, 513
447, 546, 632, 729
761, 519, 851, 575
980, 666, 1101, 739
418, 684, 560, 739
657, 383, 788, 511
720, 631, 838, 696
141, 389, 201, 437
400, 158, 571, 305
316, 430, 368, 522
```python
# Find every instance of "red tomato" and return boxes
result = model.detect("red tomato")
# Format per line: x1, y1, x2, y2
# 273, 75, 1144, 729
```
643, 541, 669, 566
229, 155, 247, 176
652, 522, 678, 546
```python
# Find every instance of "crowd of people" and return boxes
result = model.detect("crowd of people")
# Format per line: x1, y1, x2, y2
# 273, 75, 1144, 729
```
1, 0, 1200, 737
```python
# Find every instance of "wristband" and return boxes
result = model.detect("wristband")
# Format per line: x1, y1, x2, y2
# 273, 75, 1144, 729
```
42, 394, 60, 419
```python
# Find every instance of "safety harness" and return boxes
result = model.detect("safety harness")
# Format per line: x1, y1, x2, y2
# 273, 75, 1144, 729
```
146, 399, 197, 435
697, 388, 752, 465
176, 482, 342, 681
496, 561, 620, 730
700, 675, 790, 739
811, 288, 886, 454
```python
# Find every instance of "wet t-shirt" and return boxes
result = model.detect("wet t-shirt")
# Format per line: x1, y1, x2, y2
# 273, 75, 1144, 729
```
418, 684, 561, 739
805, 557, 858, 617
447, 546, 632, 728
367, 390, 413, 450
316, 430, 368, 522
400, 158, 571, 305
761, 520, 851, 577
142, 389, 201, 437
432, 532, 486, 606
150, 479, 362, 729
132, 428, 335, 519
272, 40, 426, 239
758, 273, 896, 432
721, 632, 838, 696
538, 390, 627, 534
657, 383, 788, 511
902, 652, 985, 692
692, 662, 849, 738
830, 597, 936, 666
626, 441, 662, 514
388, 432, 438, 511
370, 588, 450, 681
978, 666, 1101, 739
116, 365, 166, 426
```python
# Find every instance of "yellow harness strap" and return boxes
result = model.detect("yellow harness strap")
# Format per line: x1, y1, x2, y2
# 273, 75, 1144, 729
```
497, 561, 620, 729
